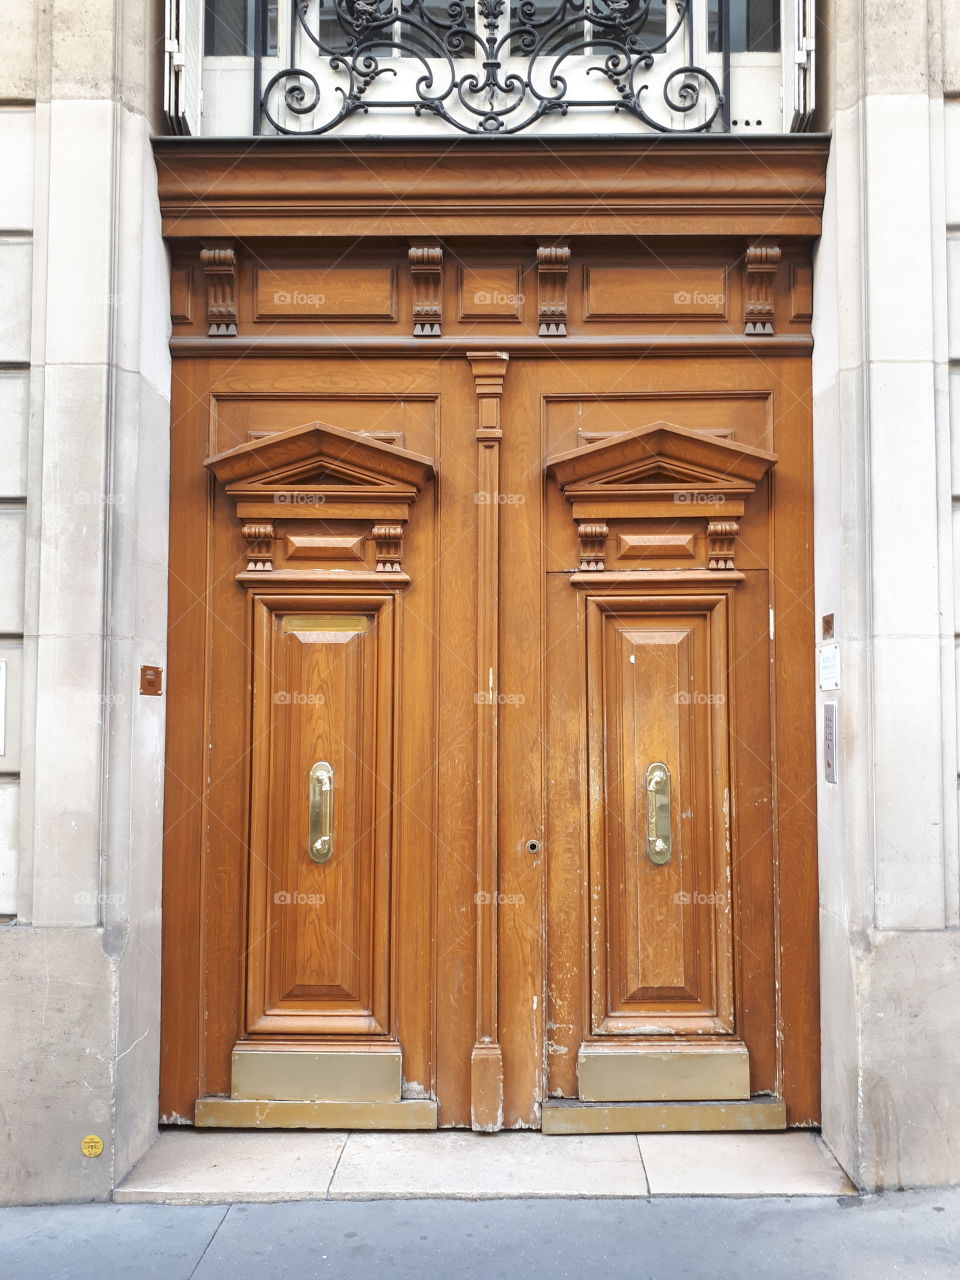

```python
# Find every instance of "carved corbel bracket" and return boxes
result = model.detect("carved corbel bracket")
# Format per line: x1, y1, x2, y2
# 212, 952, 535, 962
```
743, 243, 781, 336
409, 243, 443, 337
242, 521, 275, 571
577, 522, 608, 571
707, 519, 740, 571
200, 242, 238, 336
372, 524, 404, 573
537, 244, 571, 337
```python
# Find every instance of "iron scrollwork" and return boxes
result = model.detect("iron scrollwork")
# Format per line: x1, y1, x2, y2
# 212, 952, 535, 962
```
260, 0, 724, 135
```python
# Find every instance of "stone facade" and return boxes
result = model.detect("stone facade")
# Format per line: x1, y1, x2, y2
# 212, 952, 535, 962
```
0, 0, 170, 1201
0, 0, 958, 1201
812, 0, 960, 1188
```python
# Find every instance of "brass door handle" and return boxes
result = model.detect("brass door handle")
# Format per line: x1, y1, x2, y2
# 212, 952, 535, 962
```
645, 762, 672, 865
309, 761, 334, 863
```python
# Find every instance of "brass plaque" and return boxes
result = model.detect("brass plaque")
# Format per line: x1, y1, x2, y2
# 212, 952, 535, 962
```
281, 615, 369, 634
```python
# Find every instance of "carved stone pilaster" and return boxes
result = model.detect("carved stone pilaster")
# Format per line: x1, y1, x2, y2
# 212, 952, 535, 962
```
409, 244, 443, 336
242, 521, 275, 571
537, 244, 571, 336
372, 524, 404, 573
743, 243, 781, 336
707, 519, 739, 570
200, 242, 238, 336
577, 522, 608, 571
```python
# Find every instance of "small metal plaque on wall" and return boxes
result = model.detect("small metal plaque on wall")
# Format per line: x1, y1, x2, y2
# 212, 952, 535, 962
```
823, 702, 838, 784
818, 642, 840, 691
140, 665, 163, 696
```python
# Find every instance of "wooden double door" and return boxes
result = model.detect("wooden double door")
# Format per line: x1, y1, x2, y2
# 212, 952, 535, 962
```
162, 341, 819, 1132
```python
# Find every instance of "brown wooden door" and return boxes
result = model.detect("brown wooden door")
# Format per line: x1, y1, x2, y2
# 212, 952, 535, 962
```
161, 251, 818, 1133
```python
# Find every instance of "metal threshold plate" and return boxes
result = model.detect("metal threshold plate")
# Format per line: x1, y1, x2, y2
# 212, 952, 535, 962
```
196, 1098, 438, 1130
541, 1098, 786, 1135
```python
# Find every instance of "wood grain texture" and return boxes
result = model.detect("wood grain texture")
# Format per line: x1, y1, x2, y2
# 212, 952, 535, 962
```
467, 352, 509, 1131
158, 156, 822, 1127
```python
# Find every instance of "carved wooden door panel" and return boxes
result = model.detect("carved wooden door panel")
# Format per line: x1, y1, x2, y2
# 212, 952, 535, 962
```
493, 360, 818, 1131
162, 363, 451, 1128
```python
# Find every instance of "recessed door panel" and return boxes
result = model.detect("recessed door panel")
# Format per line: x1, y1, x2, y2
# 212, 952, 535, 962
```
246, 596, 395, 1037
587, 597, 733, 1036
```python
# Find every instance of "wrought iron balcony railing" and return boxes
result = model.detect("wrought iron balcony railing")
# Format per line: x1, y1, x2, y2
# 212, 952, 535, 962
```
253, 0, 733, 135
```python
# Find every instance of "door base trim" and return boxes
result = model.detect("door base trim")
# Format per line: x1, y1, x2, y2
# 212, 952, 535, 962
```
231, 1047, 403, 1103
195, 1098, 438, 1129
577, 1043, 751, 1103
541, 1098, 786, 1134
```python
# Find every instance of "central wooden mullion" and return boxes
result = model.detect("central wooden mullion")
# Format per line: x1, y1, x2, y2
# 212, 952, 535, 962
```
467, 351, 509, 1130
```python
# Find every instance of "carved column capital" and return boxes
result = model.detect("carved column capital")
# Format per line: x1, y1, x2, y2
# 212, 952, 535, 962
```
467, 351, 510, 439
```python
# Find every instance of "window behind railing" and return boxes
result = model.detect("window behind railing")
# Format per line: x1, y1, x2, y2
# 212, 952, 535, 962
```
165, 0, 814, 136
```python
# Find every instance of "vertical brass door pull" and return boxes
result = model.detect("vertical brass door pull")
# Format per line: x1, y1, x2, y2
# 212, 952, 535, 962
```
309, 761, 334, 863
645, 762, 672, 865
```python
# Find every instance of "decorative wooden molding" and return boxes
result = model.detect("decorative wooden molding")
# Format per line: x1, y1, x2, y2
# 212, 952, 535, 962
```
577, 522, 608, 571
468, 351, 509, 435
241, 521, 275, 571
205, 421, 435, 582
409, 244, 443, 336
467, 350, 510, 1131
372, 524, 404, 573
537, 243, 571, 336
743, 243, 781, 336
155, 139, 830, 242
707, 519, 740, 570
200, 242, 238, 336
546, 420, 776, 583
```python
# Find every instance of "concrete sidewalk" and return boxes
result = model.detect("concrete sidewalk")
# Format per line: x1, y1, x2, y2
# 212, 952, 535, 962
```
2, 1193, 958, 1279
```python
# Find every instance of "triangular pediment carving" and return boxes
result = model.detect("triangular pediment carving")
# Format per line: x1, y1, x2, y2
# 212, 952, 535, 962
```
205, 420, 436, 585
205, 420, 435, 494
545, 420, 776, 495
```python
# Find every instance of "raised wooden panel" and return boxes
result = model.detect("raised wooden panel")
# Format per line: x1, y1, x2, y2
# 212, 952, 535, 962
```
284, 533, 366, 562
255, 268, 397, 321
246, 595, 396, 1036
790, 264, 814, 323
212, 395, 435, 456
459, 266, 523, 321
583, 265, 728, 322
586, 596, 733, 1036
170, 265, 193, 323
544, 393, 771, 458
618, 533, 696, 561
